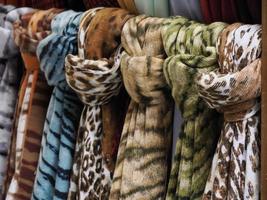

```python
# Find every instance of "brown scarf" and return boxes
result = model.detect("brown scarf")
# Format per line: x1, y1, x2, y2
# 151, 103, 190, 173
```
3, 8, 61, 200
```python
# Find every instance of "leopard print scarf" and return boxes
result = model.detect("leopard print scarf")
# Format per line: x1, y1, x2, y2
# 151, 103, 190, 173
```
3, 8, 61, 200
109, 15, 173, 200
0, 6, 33, 199
65, 8, 132, 199
31, 10, 83, 200
162, 17, 227, 200
197, 24, 261, 200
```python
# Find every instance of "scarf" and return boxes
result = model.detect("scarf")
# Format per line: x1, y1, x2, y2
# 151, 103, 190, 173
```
117, 0, 138, 14
169, 0, 203, 21
197, 24, 261, 200
134, 0, 169, 17
109, 15, 173, 200
31, 10, 83, 200
65, 7, 132, 199
82, 0, 119, 9
162, 17, 227, 200
3, 8, 61, 200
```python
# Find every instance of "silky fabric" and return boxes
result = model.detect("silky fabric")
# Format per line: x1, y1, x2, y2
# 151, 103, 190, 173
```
169, 0, 203, 21
197, 24, 261, 200
134, 0, 169, 17
82, 0, 119, 9
3, 8, 60, 200
31, 10, 83, 200
162, 17, 226, 200
0, 5, 26, 198
117, 0, 138, 14
65, 8, 132, 199
110, 15, 173, 200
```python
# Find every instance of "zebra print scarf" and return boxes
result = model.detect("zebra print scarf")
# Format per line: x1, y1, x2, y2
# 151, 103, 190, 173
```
109, 15, 173, 200
162, 17, 227, 200
65, 8, 132, 199
3, 8, 60, 200
197, 24, 261, 200
32, 10, 83, 200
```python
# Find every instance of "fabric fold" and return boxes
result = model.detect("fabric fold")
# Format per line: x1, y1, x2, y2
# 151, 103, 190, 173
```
197, 23, 261, 200
109, 15, 173, 200
162, 17, 227, 200
134, 0, 169, 17
3, 8, 60, 200
31, 10, 84, 200
65, 8, 132, 199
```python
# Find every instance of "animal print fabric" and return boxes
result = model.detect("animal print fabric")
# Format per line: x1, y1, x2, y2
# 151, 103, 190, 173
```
65, 8, 132, 199
3, 9, 61, 200
109, 15, 174, 200
31, 10, 83, 200
162, 17, 227, 200
197, 24, 262, 200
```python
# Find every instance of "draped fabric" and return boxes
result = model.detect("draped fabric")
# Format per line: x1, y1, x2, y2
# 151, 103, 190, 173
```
197, 24, 261, 200
31, 10, 83, 200
82, 0, 119, 9
3, 8, 61, 200
134, 0, 169, 17
169, 0, 203, 21
110, 15, 173, 200
117, 0, 138, 14
65, 8, 132, 199
162, 17, 226, 200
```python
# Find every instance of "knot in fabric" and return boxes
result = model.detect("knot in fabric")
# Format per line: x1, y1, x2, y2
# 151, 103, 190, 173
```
37, 10, 82, 86
197, 24, 262, 122
13, 8, 61, 71
120, 15, 171, 105
162, 17, 227, 118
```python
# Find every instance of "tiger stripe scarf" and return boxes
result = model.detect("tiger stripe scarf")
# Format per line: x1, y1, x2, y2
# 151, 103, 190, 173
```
65, 7, 132, 199
162, 17, 227, 200
3, 8, 61, 200
109, 15, 174, 200
197, 24, 261, 200
31, 10, 83, 200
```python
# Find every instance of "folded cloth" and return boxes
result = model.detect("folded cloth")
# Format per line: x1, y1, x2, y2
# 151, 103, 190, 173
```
197, 23, 261, 200
162, 17, 226, 200
109, 15, 174, 200
3, 8, 61, 200
65, 7, 132, 200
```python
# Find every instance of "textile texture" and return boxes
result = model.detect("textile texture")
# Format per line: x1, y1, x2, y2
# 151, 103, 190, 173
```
134, 0, 170, 17
197, 23, 261, 200
82, 0, 119, 9
162, 17, 226, 200
117, 0, 138, 14
32, 10, 83, 200
65, 7, 132, 199
3, 8, 60, 200
109, 15, 174, 200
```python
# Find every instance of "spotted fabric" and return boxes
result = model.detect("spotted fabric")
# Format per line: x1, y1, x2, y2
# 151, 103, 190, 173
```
65, 8, 132, 199
3, 8, 60, 200
162, 17, 227, 200
109, 15, 174, 200
197, 23, 262, 200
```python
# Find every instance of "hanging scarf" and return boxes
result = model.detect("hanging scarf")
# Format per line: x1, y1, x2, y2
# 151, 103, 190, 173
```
134, 0, 169, 17
109, 15, 173, 200
65, 7, 132, 199
3, 8, 61, 200
117, 0, 138, 14
197, 24, 261, 200
82, 0, 119, 9
32, 10, 83, 200
169, 0, 203, 21
162, 17, 227, 200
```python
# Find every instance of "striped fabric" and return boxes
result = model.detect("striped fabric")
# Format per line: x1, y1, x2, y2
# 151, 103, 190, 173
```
32, 10, 83, 200
109, 15, 173, 200
65, 8, 132, 199
3, 8, 61, 200
162, 17, 226, 200
197, 24, 261, 200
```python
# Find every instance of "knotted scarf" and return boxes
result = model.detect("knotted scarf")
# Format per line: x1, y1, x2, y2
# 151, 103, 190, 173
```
197, 24, 261, 200
82, 0, 119, 9
109, 15, 174, 200
3, 8, 61, 200
31, 10, 83, 200
65, 7, 132, 200
134, 0, 169, 17
169, 0, 203, 21
162, 17, 227, 200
